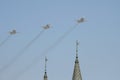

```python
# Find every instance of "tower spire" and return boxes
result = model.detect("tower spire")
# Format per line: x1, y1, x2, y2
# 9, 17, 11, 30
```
44, 57, 48, 80
72, 40, 82, 80
76, 40, 79, 59
45, 57, 47, 72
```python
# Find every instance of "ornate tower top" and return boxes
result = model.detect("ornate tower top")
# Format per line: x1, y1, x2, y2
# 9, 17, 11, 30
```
76, 40, 79, 59
72, 40, 82, 80
44, 57, 48, 80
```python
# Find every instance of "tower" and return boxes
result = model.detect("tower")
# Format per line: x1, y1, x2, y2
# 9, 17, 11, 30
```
43, 57, 48, 80
72, 41, 82, 80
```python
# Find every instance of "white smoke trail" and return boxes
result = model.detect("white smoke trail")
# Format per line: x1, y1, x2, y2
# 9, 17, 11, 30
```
0, 35, 11, 47
11, 18, 85, 80
0, 30, 45, 73
12, 23, 81, 80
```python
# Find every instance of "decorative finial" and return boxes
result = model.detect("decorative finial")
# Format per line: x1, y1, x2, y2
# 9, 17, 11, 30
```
76, 40, 79, 58
45, 57, 48, 72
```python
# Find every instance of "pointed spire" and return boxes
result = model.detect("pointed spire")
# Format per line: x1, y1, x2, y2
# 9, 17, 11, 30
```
72, 40, 82, 80
44, 57, 48, 80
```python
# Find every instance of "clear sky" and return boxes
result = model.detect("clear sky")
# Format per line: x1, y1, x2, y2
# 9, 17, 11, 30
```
0, 0, 120, 80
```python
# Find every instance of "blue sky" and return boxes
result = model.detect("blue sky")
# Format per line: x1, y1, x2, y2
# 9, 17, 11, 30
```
0, 0, 120, 80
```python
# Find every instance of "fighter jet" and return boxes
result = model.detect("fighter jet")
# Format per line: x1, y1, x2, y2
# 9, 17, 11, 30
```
43, 24, 51, 30
9, 29, 17, 35
77, 17, 85, 23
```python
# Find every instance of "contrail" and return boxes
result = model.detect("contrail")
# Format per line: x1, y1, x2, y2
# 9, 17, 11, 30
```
0, 29, 45, 73
0, 24, 52, 74
0, 24, 51, 73
12, 18, 85, 80
9, 18, 85, 80
0, 35, 11, 47
18, 30, 45, 54
40, 17, 85, 57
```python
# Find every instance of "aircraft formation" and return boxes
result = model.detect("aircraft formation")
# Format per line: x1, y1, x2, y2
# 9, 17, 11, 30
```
0, 17, 85, 80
